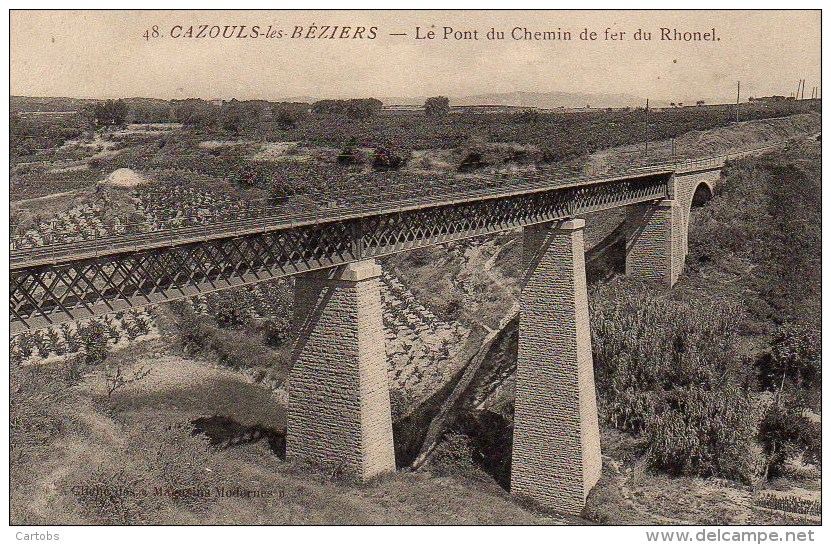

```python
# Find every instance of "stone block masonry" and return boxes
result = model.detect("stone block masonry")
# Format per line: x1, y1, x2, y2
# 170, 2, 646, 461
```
675, 170, 720, 258
512, 219, 602, 515
287, 259, 396, 480
625, 199, 682, 287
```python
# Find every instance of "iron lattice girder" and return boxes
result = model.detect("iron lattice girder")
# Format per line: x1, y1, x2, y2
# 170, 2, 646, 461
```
10, 172, 671, 332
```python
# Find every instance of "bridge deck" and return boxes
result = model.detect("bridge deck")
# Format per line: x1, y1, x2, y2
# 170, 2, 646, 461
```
9, 148, 774, 332
10, 157, 722, 270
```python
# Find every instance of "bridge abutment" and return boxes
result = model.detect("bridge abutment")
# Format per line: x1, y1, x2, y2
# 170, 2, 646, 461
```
512, 219, 602, 515
625, 199, 683, 287
287, 259, 396, 480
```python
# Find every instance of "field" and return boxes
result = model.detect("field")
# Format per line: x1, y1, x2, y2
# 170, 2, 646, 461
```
9, 97, 822, 524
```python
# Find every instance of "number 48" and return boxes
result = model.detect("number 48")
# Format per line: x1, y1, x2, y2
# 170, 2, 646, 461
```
143, 26, 160, 40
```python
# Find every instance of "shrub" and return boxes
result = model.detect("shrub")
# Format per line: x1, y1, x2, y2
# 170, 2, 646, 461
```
15, 333, 34, 360
645, 385, 762, 483
171, 302, 290, 381
429, 432, 474, 475
371, 147, 407, 171
336, 145, 361, 165
759, 400, 820, 478
78, 320, 109, 366
10, 361, 65, 463
204, 291, 253, 329
46, 327, 65, 356
458, 152, 488, 172
61, 324, 81, 353
146, 423, 217, 513
130, 310, 151, 335
257, 317, 291, 348
31, 330, 49, 358
72, 465, 156, 524
757, 322, 821, 393
590, 280, 741, 433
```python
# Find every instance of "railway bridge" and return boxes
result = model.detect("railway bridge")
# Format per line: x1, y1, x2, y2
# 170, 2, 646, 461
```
10, 154, 734, 514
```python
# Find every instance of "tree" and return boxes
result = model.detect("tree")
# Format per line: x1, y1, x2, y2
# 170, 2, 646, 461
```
173, 98, 220, 129
93, 99, 129, 128
424, 96, 450, 117
311, 98, 382, 119
696, 100, 705, 107
345, 98, 382, 120
219, 99, 260, 134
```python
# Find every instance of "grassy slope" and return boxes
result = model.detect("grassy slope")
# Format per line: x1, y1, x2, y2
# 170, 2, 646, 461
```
11, 338, 552, 525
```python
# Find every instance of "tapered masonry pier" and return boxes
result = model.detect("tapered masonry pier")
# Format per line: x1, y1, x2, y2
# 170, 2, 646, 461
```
287, 259, 396, 480
512, 219, 602, 515
625, 199, 683, 287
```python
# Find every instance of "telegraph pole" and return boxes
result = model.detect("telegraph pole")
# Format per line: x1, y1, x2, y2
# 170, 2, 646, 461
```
736, 81, 741, 123
645, 98, 649, 156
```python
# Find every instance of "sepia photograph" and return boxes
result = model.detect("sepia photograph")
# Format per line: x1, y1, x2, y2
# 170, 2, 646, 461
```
5, 6, 823, 535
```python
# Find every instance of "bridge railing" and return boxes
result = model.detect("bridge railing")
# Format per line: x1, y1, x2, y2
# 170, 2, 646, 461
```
10, 143, 780, 268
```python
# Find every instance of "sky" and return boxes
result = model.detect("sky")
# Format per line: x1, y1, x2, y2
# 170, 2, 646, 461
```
10, 10, 821, 104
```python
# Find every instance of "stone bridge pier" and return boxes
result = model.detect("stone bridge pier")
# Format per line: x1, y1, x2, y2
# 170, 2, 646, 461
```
625, 171, 719, 287
625, 198, 683, 287
286, 259, 396, 480
512, 219, 602, 514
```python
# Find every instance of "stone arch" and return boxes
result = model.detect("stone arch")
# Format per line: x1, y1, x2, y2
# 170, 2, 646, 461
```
690, 181, 715, 208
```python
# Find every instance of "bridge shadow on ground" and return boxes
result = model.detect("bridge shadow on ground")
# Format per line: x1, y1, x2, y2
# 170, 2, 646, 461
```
191, 415, 286, 458
585, 221, 626, 283
393, 363, 469, 468
454, 410, 514, 490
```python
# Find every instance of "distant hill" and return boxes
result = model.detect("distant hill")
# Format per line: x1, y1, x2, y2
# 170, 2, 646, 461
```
286, 92, 654, 109
453, 91, 651, 109
11, 96, 96, 113
11, 92, 673, 113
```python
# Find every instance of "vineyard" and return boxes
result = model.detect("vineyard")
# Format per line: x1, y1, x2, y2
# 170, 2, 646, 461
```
10, 98, 820, 254
754, 493, 821, 518
381, 270, 470, 413
10, 308, 156, 365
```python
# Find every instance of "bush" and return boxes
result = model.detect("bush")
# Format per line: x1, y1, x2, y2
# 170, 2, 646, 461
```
429, 432, 474, 475
73, 465, 156, 524
336, 144, 362, 166
146, 423, 217, 513
61, 324, 81, 353
757, 322, 821, 393
15, 333, 34, 360
78, 320, 109, 366
204, 291, 254, 328
10, 361, 65, 463
458, 152, 488, 173
372, 147, 407, 171
171, 302, 290, 381
590, 280, 742, 433
759, 400, 820, 478
645, 385, 762, 483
